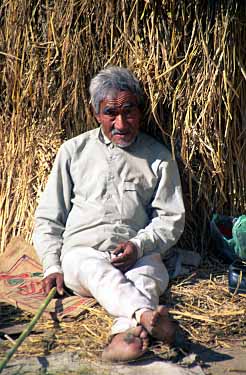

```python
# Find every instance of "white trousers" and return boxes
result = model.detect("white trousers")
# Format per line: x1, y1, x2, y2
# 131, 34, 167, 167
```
62, 247, 169, 335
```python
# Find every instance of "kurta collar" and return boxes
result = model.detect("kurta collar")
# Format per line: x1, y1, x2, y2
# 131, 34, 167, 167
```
98, 127, 112, 145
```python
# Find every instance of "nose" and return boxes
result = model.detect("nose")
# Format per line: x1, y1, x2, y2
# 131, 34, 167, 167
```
114, 114, 127, 130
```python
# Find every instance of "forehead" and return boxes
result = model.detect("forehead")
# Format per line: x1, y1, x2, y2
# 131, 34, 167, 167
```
100, 91, 138, 108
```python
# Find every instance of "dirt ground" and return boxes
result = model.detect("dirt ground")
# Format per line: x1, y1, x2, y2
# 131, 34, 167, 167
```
1, 337, 246, 375
1, 261, 245, 374
187, 337, 246, 375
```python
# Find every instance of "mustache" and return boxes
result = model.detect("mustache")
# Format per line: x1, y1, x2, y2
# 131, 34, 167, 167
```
111, 129, 128, 135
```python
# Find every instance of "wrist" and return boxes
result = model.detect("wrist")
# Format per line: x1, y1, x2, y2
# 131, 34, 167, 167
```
128, 239, 143, 259
44, 265, 63, 278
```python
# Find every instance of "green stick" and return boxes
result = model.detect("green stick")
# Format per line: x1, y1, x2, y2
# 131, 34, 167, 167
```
0, 287, 57, 374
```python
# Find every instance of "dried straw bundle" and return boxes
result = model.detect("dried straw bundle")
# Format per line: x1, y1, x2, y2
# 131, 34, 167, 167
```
0, 0, 245, 255
170, 273, 246, 346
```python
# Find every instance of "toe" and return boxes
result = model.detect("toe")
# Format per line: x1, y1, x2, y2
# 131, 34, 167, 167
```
142, 336, 149, 351
151, 310, 160, 326
157, 305, 169, 316
139, 327, 148, 339
132, 325, 144, 337
102, 328, 149, 362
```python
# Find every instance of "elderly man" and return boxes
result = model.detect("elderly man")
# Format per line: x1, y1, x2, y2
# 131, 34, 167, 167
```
33, 66, 185, 361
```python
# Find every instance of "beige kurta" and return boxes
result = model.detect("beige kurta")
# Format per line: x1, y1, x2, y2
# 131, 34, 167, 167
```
33, 127, 185, 334
33, 127, 185, 272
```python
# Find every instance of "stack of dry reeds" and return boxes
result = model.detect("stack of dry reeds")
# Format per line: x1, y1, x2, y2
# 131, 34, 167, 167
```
0, 0, 245, 254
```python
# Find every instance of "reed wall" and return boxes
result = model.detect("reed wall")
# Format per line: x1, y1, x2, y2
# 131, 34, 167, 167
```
0, 0, 245, 254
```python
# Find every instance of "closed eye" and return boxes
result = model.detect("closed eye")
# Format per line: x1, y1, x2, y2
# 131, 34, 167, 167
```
122, 104, 138, 117
123, 107, 135, 117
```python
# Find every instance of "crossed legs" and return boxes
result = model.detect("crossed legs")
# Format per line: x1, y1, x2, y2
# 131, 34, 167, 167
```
62, 247, 175, 361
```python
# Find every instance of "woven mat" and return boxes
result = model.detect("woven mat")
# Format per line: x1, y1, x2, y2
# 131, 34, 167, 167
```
0, 237, 96, 320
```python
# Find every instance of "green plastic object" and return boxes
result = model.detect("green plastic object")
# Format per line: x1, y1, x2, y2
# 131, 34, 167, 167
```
210, 214, 236, 263
232, 215, 246, 260
211, 214, 246, 262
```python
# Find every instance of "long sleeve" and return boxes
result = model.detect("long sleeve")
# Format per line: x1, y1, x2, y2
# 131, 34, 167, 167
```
32, 129, 185, 267
32, 144, 73, 271
130, 158, 185, 258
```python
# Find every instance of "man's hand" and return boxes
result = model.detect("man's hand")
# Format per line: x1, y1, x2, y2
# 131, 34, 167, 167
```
42, 272, 64, 296
111, 241, 138, 272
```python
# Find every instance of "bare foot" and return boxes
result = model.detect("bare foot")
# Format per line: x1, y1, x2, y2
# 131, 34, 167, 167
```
102, 326, 149, 362
140, 306, 176, 344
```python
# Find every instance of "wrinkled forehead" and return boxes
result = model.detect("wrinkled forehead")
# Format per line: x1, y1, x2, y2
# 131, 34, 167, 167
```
100, 90, 138, 108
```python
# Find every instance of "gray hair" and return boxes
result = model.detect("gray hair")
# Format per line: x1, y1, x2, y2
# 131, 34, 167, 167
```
89, 66, 144, 114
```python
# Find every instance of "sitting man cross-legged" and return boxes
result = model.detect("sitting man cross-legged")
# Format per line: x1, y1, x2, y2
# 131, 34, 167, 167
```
33, 66, 185, 361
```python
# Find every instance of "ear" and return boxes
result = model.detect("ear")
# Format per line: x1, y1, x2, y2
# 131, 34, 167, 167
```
90, 102, 101, 123
95, 113, 101, 124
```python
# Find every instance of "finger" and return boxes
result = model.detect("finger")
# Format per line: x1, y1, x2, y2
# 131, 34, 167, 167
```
116, 256, 136, 269
113, 249, 124, 257
112, 261, 125, 268
113, 246, 125, 256
42, 279, 47, 295
56, 274, 64, 296
112, 263, 127, 272
115, 263, 131, 273
111, 254, 128, 264
112, 258, 131, 269
45, 278, 53, 296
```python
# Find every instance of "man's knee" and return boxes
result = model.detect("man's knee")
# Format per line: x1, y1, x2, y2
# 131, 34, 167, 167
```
126, 253, 169, 294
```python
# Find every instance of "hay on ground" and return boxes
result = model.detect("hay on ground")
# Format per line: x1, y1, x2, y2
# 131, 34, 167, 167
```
0, 265, 245, 361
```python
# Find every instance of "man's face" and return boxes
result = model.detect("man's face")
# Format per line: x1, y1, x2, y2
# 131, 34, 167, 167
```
95, 91, 141, 147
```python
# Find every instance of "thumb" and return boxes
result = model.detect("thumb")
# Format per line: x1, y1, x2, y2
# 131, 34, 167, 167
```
56, 274, 64, 295
113, 243, 126, 255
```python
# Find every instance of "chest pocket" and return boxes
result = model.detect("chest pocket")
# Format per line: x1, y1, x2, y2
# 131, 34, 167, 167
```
121, 181, 149, 228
